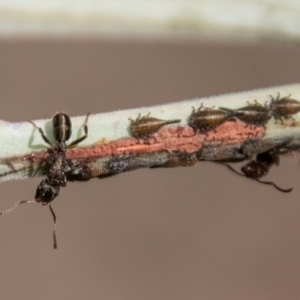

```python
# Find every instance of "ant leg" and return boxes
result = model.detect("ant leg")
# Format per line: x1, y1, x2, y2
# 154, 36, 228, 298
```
256, 179, 293, 193
29, 120, 55, 148
49, 204, 57, 249
68, 113, 90, 147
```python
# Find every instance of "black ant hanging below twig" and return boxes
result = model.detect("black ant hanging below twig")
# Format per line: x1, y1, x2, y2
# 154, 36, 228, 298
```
224, 151, 293, 193
0, 112, 90, 249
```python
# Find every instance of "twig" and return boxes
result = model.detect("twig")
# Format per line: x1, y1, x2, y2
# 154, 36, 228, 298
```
0, 83, 300, 183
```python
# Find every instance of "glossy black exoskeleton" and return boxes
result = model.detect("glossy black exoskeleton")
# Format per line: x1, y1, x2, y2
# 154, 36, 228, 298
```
225, 151, 293, 193
0, 113, 90, 249
219, 100, 272, 128
129, 113, 181, 143
188, 104, 240, 135
269, 93, 300, 124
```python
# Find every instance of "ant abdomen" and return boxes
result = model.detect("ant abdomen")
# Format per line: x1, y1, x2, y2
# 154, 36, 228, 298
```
52, 113, 72, 143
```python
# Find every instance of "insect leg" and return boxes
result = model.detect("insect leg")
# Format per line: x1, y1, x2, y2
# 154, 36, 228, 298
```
49, 204, 57, 249
29, 120, 55, 148
68, 113, 90, 147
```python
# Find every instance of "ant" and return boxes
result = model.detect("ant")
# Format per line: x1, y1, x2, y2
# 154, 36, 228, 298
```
0, 112, 90, 249
224, 151, 293, 193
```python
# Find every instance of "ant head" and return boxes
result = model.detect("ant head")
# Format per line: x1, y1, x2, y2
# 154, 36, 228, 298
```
35, 179, 60, 205
241, 161, 267, 179
53, 113, 72, 143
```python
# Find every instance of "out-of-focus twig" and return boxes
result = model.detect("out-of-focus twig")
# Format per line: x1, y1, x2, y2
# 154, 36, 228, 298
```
0, 1, 299, 43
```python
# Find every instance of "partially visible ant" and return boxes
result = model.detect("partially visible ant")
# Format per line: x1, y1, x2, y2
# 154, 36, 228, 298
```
0, 112, 90, 249
225, 151, 293, 193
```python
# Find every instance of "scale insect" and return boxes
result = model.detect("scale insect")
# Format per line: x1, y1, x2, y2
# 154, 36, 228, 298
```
129, 113, 181, 143
269, 93, 300, 124
188, 104, 240, 135
219, 100, 272, 128
0, 112, 90, 249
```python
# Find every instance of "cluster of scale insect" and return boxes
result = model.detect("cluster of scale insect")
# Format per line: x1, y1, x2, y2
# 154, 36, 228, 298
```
127, 93, 300, 143
188, 93, 300, 135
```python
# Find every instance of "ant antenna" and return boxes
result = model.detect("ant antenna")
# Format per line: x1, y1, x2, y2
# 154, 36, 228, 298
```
255, 179, 293, 193
49, 204, 57, 249
0, 199, 37, 216
224, 164, 244, 177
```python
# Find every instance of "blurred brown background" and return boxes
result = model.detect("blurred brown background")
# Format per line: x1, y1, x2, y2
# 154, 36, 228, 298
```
0, 38, 299, 300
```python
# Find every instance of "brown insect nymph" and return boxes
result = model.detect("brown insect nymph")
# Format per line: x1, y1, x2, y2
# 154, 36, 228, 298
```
129, 113, 181, 143
188, 104, 240, 135
219, 100, 272, 128
269, 93, 300, 124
